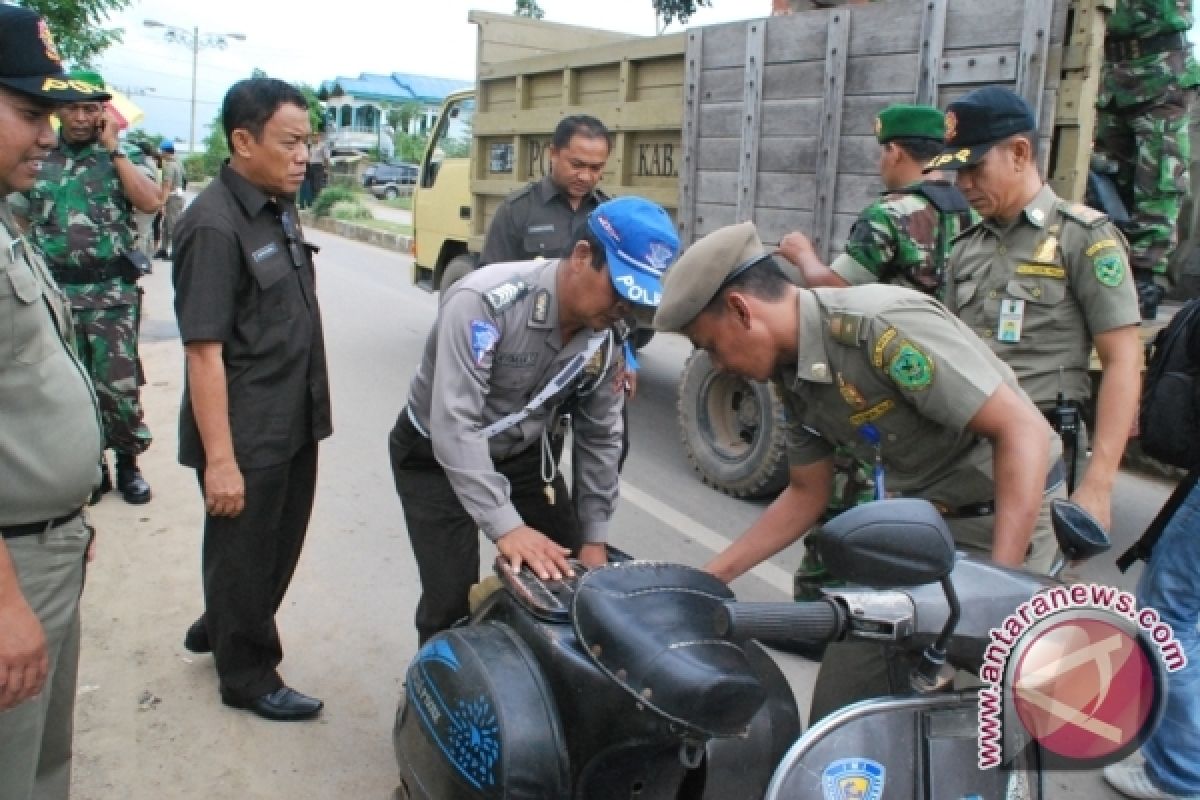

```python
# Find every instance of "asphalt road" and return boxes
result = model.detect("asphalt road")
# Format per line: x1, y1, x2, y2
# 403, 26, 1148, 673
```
72, 229, 1176, 798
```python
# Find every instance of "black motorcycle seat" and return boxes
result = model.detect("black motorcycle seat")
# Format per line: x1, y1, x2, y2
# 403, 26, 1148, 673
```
572, 562, 767, 738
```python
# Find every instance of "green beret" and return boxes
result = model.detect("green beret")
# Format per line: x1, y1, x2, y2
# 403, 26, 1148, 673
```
875, 104, 944, 144
64, 69, 111, 101
654, 221, 766, 332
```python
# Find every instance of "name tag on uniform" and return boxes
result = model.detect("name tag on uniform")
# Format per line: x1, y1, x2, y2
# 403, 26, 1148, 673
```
997, 298, 1025, 343
252, 242, 280, 262
526, 224, 555, 234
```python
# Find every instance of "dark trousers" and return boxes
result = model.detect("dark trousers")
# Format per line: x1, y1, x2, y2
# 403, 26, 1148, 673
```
198, 442, 318, 701
389, 412, 579, 644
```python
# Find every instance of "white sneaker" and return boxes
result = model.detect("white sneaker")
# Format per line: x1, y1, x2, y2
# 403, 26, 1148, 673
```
1104, 763, 1200, 800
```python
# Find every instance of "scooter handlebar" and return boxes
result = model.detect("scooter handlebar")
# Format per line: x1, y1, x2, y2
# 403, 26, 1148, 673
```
717, 599, 847, 647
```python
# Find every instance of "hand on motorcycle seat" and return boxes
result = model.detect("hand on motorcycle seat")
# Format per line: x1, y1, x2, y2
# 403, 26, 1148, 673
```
497, 525, 574, 581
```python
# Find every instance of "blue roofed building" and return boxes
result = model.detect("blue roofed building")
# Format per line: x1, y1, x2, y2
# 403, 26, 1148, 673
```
318, 72, 473, 154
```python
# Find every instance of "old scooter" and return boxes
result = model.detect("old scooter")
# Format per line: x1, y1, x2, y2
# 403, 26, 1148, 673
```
392, 498, 1111, 799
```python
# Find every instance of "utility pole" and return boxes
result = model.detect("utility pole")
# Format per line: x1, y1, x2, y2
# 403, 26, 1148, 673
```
144, 20, 246, 154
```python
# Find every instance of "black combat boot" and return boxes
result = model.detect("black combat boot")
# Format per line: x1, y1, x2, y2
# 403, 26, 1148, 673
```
115, 453, 152, 504
89, 456, 112, 505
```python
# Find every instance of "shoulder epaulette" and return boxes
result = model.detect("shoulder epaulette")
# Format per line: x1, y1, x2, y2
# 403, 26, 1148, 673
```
828, 311, 867, 346
483, 280, 530, 314
1059, 202, 1108, 228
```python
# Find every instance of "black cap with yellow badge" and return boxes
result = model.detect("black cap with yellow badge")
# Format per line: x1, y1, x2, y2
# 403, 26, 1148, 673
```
0, 6, 110, 103
924, 86, 1038, 172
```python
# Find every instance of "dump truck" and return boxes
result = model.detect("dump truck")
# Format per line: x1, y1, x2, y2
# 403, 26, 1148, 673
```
410, 2, 1199, 498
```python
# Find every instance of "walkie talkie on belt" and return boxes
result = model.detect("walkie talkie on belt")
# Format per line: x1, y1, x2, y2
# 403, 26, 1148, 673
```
1050, 367, 1080, 494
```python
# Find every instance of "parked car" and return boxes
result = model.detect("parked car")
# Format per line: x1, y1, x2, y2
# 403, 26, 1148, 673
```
362, 162, 418, 189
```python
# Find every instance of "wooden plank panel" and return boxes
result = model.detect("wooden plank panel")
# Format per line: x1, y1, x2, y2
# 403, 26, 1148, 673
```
762, 63, 826, 101
635, 57, 684, 93
699, 67, 749, 103
761, 13, 830, 63
841, 95, 917, 135
697, 104, 743, 139
760, 98, 827, 137
481, 78, 517, 113
756, 172, 817, 211
844, 53, 923, 95
836, 135, 883, 176
577, 64, 621, 104
737, 20, 767, 222
1015, 0, 1055, 115
699, 22, 753, 69
916, 0, 950, 105
528, 72, 562, 108
698, 170, 738, 202
479, 33, 686, 80
938, 49, 1022, 85
695, 202, 738, 239
694, 137, 740, 172
812, 10, 850, 263
758, 136, 817, 174
679, 28, 704, 244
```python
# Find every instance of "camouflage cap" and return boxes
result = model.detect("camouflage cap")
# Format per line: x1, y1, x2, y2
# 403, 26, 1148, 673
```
875, 104, 945, 144
925, 86, 1036, 172
654, 221, 767, 332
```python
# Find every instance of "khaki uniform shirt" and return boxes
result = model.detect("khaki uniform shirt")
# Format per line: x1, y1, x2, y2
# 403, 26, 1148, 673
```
947, 185, 1141, 408
479, 176, 609, 266
0, 205, 102, 524
405, 259, 623, 543
777, 285, 1060, 510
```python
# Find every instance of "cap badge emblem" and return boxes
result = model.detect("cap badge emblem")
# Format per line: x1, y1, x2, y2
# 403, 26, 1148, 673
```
944, 111, 958, 143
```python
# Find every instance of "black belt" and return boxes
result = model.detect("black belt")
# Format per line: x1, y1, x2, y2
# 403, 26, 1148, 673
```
50, 258, 128, 285
1105, 31, 1186, 62
936, 458, 1067, 519
1, 508, 83, 539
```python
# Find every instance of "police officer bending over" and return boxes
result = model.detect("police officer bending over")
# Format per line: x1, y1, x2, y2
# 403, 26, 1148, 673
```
655, 222, 1065, 577
390, 196, 679, 644
655, 222, 1066, 723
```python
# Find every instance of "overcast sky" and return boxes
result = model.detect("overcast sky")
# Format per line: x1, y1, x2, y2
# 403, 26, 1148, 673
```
96, 0, 761, 149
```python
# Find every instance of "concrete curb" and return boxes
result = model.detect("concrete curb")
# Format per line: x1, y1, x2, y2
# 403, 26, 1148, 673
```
299, 211, 412, 255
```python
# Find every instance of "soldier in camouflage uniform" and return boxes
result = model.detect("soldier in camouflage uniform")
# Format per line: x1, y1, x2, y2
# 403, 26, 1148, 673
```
1096, 0, 1200, 303
16, 70, 163, 504
778, 104, 976, 300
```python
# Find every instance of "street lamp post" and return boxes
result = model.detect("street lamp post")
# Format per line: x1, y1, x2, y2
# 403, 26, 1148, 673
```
144, 20, 246, 154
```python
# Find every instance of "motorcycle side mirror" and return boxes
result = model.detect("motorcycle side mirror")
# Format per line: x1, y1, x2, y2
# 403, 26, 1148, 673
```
812, 498, 955, 588
1050, 498, 1111, 561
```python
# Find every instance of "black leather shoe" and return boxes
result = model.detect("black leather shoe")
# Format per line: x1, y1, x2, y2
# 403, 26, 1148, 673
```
222, 687, 323, 721
183, 617, 210, 654
115, 455, 152, 504
89, 460, 112, 506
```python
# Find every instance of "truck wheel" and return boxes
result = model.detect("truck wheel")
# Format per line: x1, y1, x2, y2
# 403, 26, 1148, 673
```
678, 350, 789, 498
439, 254, 475, 292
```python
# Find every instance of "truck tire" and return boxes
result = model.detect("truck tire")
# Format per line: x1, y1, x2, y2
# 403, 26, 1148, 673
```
678, 350, 789, 498
439, 254, 475, 292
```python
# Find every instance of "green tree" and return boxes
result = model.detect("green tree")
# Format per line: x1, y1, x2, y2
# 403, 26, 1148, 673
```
17, 0, 131, 67
514, 0, 545, 19
652, 0, 712, 31
294, 82, 326, 134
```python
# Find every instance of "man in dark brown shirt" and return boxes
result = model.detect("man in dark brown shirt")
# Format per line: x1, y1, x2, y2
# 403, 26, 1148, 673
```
172, 78, 332, 722
479, 114, 612, 266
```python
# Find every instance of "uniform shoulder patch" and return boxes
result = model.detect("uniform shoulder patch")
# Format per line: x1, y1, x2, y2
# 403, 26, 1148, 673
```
1059, 202, 1108, 228
828, 312, 867, 346
484, 280, 530, 314
1093, 250, 1126, 287
888, 340, 935, 391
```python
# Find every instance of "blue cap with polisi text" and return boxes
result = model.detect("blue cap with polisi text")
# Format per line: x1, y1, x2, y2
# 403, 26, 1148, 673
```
587, 196, 680, 307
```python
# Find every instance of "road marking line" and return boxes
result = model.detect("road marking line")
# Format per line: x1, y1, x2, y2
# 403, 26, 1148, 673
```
619, 482, 794, 595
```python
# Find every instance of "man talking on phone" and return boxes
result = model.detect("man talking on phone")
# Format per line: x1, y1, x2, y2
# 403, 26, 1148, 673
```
15, 70, 162, 505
